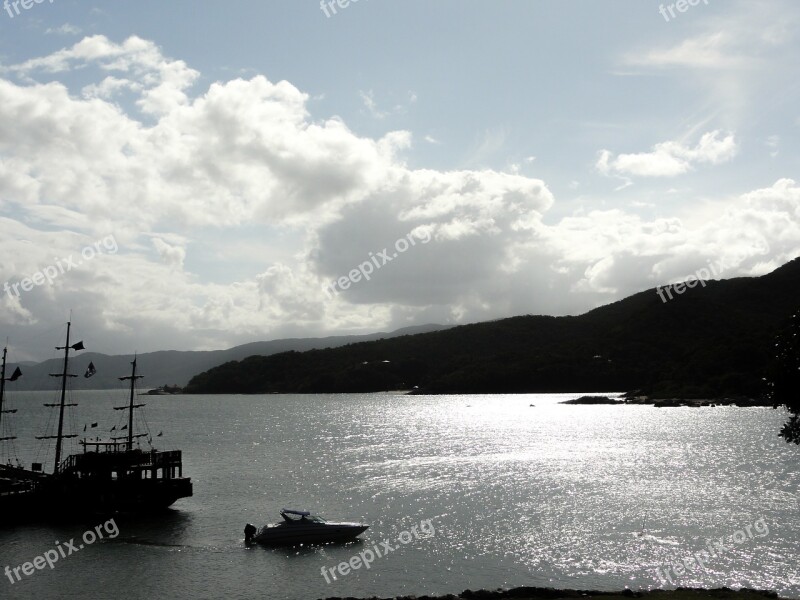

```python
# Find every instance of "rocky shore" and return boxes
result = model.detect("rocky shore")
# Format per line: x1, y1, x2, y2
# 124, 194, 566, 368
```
320, 586, 791, 600
625, 396, 771, 408
560, 394, 771, 407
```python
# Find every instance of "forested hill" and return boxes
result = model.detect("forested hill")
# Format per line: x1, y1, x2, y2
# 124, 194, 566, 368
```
7, 324, 448, 391
184, 258, 800, 397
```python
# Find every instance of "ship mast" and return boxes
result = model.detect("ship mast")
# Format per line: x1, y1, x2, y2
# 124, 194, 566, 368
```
0, 346, 23, 443
41, 321, 83, 475
0, 347, 8, 440
117, 357, 145, 451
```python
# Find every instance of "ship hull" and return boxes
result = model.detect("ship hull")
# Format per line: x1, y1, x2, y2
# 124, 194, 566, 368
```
0, 466, 49, 522
0, 482, 39, 522
0, 476, 192, 522
39, 476, 193, 515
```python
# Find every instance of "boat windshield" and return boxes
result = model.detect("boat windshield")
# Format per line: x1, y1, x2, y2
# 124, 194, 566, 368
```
281, 512, 327, 524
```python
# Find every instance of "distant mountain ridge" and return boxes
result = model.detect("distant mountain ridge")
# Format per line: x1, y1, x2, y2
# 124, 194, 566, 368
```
183, 257, 800, 396
7, 324, 450, 391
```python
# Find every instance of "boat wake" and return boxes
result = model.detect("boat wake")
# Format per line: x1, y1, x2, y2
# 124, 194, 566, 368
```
110, 537, 195, 550
633, 532, 680, 545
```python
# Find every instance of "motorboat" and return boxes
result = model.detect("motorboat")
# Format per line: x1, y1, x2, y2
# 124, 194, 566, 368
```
244, 509, 368, 545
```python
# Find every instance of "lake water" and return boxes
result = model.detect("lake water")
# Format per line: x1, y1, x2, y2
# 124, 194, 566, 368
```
1, 392, 798, 600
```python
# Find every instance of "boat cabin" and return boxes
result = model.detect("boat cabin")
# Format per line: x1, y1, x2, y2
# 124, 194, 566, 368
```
58, 440, 185, 482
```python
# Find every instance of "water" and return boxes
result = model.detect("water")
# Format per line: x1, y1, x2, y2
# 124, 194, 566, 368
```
1, 392, 798, 600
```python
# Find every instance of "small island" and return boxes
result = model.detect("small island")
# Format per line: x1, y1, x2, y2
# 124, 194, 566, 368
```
561, 395, 624, 405
145, 384, 184, 395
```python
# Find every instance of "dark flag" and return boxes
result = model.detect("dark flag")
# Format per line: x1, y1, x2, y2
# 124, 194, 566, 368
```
91, 423, 98, 428
157, 432, 163, 437
71, 341, 85, 351
121, 425, 127, 431
84, 362, 96, 378
110, 426, 116, 431
8, 367, 22, 381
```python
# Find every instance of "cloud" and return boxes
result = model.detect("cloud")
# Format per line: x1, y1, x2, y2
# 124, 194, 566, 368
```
766, 135, 780, 157
621, 1, 800, 131
359, 89, 388, 119
547, 180, 791, 297
313, 168, 554, 308
0, 36, 555, 353
45, 23, 82, 36
464, 127, 507, 168
359, 89, 417, 119
629, 32, 750, 70
152, 238, 186, 269
597, 131, 737, 178
6, 35, 199, 116
0, 35, 797, 359
628, 1, 797, 71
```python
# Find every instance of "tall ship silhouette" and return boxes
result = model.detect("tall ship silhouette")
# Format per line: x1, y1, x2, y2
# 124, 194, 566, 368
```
0, 344, 42, 518
0, 321, 192, 518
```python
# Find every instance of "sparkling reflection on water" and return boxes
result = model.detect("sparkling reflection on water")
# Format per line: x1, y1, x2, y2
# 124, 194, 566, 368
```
1, 392, 798, 600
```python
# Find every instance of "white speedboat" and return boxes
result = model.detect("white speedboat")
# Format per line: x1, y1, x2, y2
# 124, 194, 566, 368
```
244, 509, 368, 545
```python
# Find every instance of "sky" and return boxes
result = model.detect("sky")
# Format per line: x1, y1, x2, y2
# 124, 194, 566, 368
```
0, 0, 798, 361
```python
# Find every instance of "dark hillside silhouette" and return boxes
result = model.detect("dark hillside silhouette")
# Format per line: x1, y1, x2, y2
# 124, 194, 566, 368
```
185, 258, 800, 397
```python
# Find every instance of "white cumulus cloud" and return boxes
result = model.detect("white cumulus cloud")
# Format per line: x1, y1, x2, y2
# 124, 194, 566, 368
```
597, 131, 737, 178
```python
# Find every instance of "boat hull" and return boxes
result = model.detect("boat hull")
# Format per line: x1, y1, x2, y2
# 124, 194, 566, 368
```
251, 523, 368, 545
0, 476, 192, 522
0, 481, 39, 523
0, 466, 49, 522
40, 476, 193, 514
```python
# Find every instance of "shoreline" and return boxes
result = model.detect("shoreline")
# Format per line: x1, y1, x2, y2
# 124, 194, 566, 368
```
320, 587, 793, 600
560, 395, 771, 407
